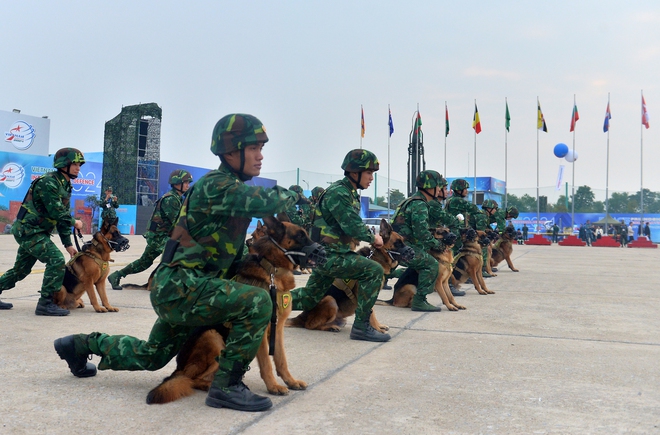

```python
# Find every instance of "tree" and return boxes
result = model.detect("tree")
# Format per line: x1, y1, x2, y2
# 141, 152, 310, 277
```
607, 192, 630, 213
573, 185, 595, 212
376, 189, 405, 210
553, 195, 569, 212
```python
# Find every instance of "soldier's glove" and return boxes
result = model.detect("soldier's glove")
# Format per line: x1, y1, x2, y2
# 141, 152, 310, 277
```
295, 194, 311, 205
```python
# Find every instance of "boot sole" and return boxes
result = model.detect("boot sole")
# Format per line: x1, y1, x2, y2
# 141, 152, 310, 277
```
35, 308, 69, 316
349, 331, 391, 342
205, 396, 272, 412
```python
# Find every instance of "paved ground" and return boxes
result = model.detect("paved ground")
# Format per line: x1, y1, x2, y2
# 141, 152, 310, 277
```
0, 234, 658, 434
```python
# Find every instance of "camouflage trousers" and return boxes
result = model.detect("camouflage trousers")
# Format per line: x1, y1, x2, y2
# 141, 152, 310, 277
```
402, 246, 438, 296
115, 233, 167, 278
0, 233, 65, 303
84, 265, 272, 380
290, 249, 383, 322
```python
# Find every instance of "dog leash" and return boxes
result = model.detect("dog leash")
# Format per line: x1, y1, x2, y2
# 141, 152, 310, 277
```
73, 228, 84, 252
268, 272, 277, 357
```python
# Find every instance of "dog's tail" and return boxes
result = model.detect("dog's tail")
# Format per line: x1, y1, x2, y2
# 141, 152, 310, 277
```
146, 372, 195, 404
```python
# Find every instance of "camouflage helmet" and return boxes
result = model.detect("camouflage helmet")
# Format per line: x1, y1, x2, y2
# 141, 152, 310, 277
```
289, 185, 303, 194
341, 149, 380, 172
53, 148, 85, 168
169, 169, 193, 185
311, 186, 325, 198
450, 178, 469, 191
481, 199, 499, 210
210, 114, 269, 156
105, 186, 113, 192
415, 170, 447, 190
506, 206, 519, 218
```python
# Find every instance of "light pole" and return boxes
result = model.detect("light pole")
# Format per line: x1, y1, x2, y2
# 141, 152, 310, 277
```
301, 179, 309, 190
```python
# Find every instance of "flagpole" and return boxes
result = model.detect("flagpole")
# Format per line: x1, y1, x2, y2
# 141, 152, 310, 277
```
536, 97, 540, 233
571, 94, 576, 230
640, 90, 645, 229
387, 104, 391, 219
360, 105, 363, 149
504, 97, 508, 209
473, 99, 477, 205
444, 101, 447, 177
605, 93, 610, 236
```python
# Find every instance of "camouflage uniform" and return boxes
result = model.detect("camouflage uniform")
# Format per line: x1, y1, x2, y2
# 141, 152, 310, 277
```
291, 176, 382, 322
445, 194, 487, 255
285, 185, 306, 226
110, 188, 183, 282
0, 171, 76, 304
391, 191, 440, 298
428, 199, 460, 231
83, 164, 301, 374
488, 209, 507, 233
99, 193, 119, 222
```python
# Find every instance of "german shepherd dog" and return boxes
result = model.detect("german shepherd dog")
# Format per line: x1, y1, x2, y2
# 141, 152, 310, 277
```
286, 219, 414, 332
54, 218, 130, 312
483, 229, 499, 276
450, 229, 495, 295
146, 215, 327, 404
490, 226, 519, 272
376, 226, 465, 310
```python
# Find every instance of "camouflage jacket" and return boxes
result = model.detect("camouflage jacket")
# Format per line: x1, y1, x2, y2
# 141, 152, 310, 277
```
391, 191, 440, 250
428, 199, 460, 232
12, 171, 76, 246
313, 176, 375, 253
285, 204, 306, 227
98, 196, 119, 220
445, 196, 487, 230
488, 209, 508, 233
161, 163, 301, 277
147, 189, 183, 235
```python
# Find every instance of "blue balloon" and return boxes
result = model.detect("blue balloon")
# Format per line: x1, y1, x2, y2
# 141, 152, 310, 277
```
554, 143, 569, 158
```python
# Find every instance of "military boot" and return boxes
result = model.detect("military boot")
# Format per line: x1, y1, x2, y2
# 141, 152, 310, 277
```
482, 269, 494, 278
35, 298, 69, 316
107, 271, 123, 290
350, 317, 391, 342
53, 334, 97, 377
411, 294, 442, 312
0, 299, 13, 310
449, 283, 465, 297
206, 361, 272, 412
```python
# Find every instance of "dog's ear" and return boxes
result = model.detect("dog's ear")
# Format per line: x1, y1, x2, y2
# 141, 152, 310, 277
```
379, 219, 392, 240
256, 220, 263, 230
263, 215, 286, 241
276, 212, 291, 223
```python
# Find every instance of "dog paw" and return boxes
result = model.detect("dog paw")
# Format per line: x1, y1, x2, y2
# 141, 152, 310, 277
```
106, 306, 119, 312
486, 290, 496, 294
328, 326, 341, 332
286, 379, 307, 390
456, 305, 467, 310
511, 269, 519, 272
376, 325, 389, 332
446, 305, 459, 311
94, 306, 109, 313
267, 384, 290, 396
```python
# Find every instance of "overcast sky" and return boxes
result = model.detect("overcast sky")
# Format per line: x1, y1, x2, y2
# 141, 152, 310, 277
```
3, 0, 660, 198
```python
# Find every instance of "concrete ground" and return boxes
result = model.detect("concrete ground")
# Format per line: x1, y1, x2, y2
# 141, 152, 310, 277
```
0, 234, 658, 435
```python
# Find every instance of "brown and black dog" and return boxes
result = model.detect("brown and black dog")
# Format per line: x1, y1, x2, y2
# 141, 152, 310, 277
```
286, 219, 413, 333
450, 228, 495, 295
146, 215, 326, 404
54, 218, 130, 312
490, 226, 519, 272
377, 226, 465, 310
483, 229, 499, 277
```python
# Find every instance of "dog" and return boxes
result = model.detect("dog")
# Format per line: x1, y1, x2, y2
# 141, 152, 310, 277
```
145, 215, 326, 404
53, 218, 130, 312
490, 226, 519, 272
483, 229, 499, 277
450, 228, 494, 295
286, 219, 414, 333
377, 226, 466, 311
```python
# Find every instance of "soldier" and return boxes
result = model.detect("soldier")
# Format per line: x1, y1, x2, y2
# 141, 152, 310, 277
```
391, 170, 447, 312
53, 113, 308, 412
0, 148, 85, 315
290, 149, 390, 342
107, 169, 193, 290
445, 179, 488, 237
306, 186, 325, 231
99, 187, 119, 223
284, 185, 307, 227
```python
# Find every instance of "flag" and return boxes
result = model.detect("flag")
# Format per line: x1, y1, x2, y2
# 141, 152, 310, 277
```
361, 106, 365, 137
642, 95, 650, 129
445, 103, 450, 137
537, 101, 547, 132
603, 102, 611, 133
411, 111, 423, 143
505, 101, 511, 132
388, 108, 394, 137
472, 103, 481, 134
570, 103, 580, 132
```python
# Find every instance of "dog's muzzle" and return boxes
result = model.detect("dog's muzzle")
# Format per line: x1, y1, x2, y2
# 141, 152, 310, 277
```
285, 242, 327, 268
109, 235, 130, 252
390, 245, 415, 263
443, 232, 458, 246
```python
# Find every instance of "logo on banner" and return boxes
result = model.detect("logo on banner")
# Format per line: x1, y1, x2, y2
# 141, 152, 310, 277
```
0, 163, 26, 189
5, 121, 36, 151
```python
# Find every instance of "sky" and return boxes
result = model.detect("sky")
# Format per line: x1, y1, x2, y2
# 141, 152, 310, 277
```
3, 0, 660, 201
